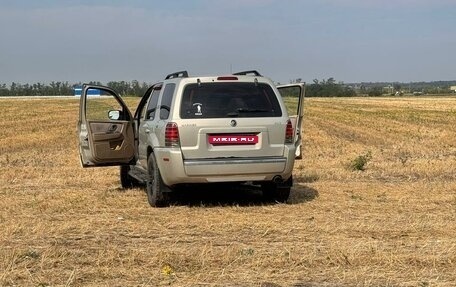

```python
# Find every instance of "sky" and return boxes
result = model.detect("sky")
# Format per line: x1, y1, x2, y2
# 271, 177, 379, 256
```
0, 0, 455, 84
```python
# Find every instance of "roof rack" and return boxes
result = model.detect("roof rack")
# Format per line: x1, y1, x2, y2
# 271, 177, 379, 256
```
165, 71, 189, 80
232, 70, 262, 76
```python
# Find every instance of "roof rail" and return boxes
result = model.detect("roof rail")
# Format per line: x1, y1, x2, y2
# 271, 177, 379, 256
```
165, 71, 189, 80
232, 70, 262, 76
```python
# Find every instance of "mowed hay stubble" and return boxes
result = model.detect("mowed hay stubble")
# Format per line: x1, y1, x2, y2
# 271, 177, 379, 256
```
0, 96, 455, 286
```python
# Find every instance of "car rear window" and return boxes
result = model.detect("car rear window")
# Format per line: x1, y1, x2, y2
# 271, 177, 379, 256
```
180, 82, 282, 119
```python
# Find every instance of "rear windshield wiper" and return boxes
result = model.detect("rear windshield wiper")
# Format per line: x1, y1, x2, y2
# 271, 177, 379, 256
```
236, 108, 270, 113
227, 108, 271, 117
227, 112, 239, 117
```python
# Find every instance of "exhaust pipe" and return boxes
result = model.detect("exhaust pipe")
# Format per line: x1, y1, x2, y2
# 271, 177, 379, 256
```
272, 175, 283, 183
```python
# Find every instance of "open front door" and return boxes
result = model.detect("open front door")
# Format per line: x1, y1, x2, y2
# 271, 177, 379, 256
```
77, 84, 135, 167
277, 83, 305, 159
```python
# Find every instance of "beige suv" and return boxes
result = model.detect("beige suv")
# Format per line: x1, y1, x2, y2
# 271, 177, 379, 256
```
78, 70, 304, 207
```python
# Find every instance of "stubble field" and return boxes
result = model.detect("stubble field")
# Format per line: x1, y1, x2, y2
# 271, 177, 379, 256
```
1, 96, 455, 287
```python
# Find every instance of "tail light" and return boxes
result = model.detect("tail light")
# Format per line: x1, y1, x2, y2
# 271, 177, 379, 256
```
165, 122, 180, 147
285, 120, 293, 144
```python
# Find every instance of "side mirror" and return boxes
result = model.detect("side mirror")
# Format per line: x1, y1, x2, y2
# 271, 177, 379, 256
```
108, 110, 121, 120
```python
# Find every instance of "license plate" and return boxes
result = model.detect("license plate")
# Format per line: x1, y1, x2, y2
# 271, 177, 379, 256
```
208, 134, 258, 145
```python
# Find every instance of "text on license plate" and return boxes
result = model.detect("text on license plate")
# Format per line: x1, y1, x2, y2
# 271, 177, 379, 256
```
208, 135, 258, 145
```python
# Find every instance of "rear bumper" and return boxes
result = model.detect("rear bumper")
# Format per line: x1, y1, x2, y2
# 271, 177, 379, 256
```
153, 146, 296, 186
184, 157, 286, 175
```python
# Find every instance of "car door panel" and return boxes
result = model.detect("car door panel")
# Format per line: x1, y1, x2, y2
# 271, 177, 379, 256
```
277, 83, 305, 159
88, 121, 134, 162
77, 84, 135, 167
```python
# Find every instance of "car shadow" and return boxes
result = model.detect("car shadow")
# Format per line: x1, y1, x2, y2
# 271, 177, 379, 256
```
168, 183, 318, 207
288, 183, 319, 204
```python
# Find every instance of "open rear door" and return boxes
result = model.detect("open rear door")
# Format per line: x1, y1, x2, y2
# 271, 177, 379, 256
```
277, 83, 305, 159
77, 84, 135, 167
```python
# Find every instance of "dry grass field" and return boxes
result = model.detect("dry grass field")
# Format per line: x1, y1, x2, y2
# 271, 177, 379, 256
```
1, 96, 456, 287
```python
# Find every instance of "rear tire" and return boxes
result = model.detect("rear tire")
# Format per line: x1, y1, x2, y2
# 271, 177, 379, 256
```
120, 165, 140, 188
262, 177, 292, 203
146, 153, 170, 207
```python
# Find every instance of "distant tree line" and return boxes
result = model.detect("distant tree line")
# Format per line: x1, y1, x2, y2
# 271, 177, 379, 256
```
352, 80, 456, 96
106, 80, 150, 97
294, 78, 456, 97
0, 80, 151, 97
305, 78, 356, 97
1, 78, 455, 97
0, 82, 74, 97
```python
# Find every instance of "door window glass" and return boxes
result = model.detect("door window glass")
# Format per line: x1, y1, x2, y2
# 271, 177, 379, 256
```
86, 88, 124, 121
278, 86, 301, 116
159, 83, 176, 120
144, 87, 161, 120
138, 89, 152, 119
